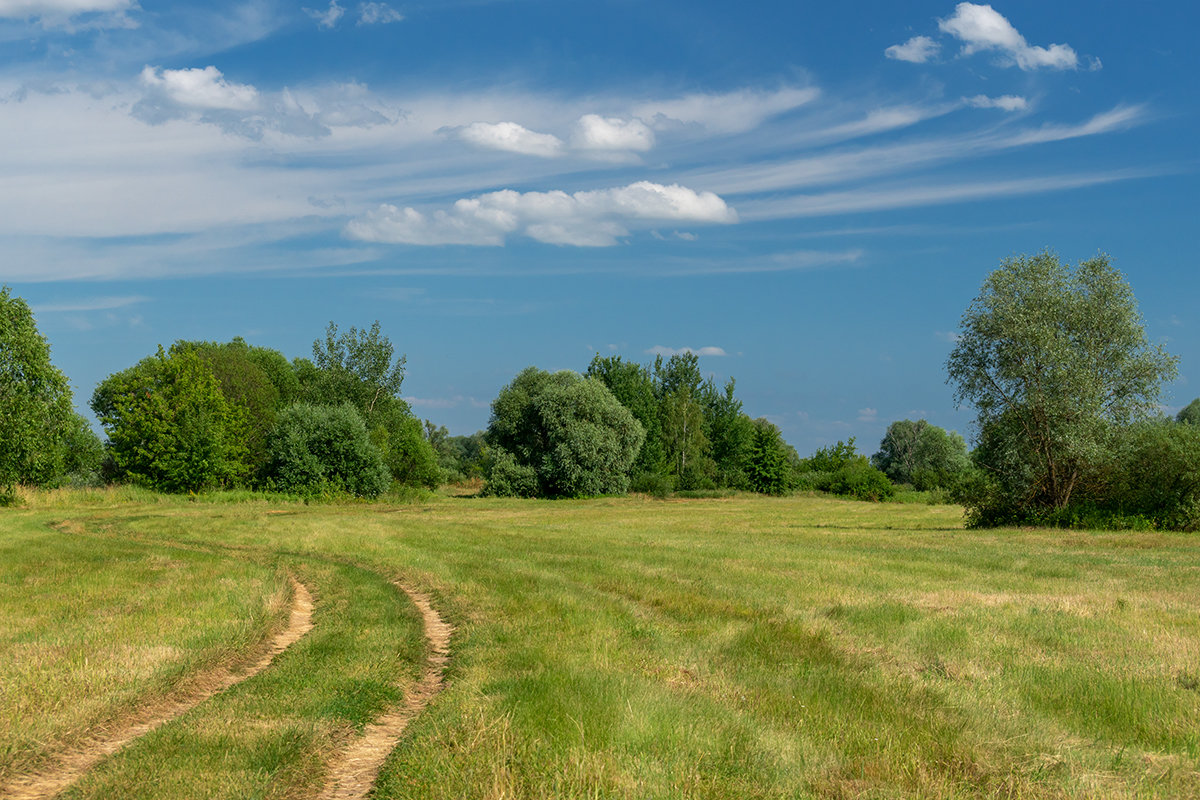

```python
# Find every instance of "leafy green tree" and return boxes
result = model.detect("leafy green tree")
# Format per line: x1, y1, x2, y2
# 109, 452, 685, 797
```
586, 355, 666, 479
700, 378, 754, 489
872, 419, 970, 490
1, 287, 78, 495
92, 346, 249, 492
661, 388, 713, 489
745, 418, 789, 495
260, 402, 390, 498
486, 367, 644, 497
299, 321, 438, 488
947, 252, 1177, 521
1177, 398, 1200, 426
175, 339, 283, 473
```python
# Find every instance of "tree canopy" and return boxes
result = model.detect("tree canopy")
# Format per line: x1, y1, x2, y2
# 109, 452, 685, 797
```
485, 367, 644, 497
947, 252, 1177, 522
872, 419, 969, 490
0, 287, 84, 494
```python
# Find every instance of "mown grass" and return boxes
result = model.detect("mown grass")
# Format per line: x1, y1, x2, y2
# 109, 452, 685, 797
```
3, 490, 1199, 798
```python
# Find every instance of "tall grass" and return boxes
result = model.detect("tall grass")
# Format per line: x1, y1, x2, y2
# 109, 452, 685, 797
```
3, 491, 1198, 798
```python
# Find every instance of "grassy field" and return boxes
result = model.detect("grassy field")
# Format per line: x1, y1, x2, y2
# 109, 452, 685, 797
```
2, 491, 1199, 798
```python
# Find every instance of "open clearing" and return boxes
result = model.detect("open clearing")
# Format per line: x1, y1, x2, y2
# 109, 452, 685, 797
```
2, 492, 1198, 799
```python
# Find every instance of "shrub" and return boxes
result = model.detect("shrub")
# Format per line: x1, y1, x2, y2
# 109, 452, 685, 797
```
829, 462, 895, 502
261, 403, 390, 498
482, 448, 538, 498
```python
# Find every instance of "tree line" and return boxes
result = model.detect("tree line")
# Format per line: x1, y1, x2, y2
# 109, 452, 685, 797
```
2, 249, 1198, 528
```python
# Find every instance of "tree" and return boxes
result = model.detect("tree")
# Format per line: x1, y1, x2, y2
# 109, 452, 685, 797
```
745, 418, 789, 495
260, 402, 391, 498
1178, 398, 1200, 426
586, 355, 666, 479
947, 251, 1177, 521
700, 378, 754, 489
0, 287, 78, 495
485, 367, 644, 497
872, 419, 969, 490
92, 346, 249, 492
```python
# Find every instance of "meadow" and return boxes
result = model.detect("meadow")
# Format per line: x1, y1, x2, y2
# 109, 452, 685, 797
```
2, 490, 1198, 799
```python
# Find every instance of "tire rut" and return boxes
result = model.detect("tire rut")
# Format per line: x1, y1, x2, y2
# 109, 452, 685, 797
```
0, 576, 315, 800
318, 582, 452, 800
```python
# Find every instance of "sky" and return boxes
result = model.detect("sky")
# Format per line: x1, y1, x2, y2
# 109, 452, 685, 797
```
2, 0, 1197, 454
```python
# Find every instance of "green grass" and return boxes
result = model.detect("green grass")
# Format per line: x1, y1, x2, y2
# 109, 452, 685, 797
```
3, 490, 1199, 798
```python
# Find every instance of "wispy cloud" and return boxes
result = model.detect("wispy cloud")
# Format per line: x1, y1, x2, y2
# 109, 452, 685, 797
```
30, 295, 148, 313
0, 0, 136, 28
632, 86, 818, 134
453, 121, 565, 157
305, 0, 343, 29
645, 345, 728, 357
357, 2, 402, 25
964, 94, 1028, 112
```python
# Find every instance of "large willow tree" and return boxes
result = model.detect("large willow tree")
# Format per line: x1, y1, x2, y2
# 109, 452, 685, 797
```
947, 251, 1177, 523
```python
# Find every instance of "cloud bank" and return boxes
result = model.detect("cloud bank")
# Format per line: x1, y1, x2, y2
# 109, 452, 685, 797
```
346, 181, 738, 247
888, 3, 1082, 71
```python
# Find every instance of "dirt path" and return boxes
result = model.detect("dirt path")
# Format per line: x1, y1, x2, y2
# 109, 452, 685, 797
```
0, 576, 315, 800
318, 582, 452, 800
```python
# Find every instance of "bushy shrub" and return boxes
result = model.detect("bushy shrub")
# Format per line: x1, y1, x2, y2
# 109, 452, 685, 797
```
372, 408, 442, 489
793, 470, 834, 493
829, 462, 895, 502
1105, 420, 1200, 530
630, 470, 675, 497
745, 418, 790, 495
482, 448, 538, 498
261, 402, 390, 498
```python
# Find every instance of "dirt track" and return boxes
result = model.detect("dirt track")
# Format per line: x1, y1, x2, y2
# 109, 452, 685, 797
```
318, 581, 452, 800
0, 576, 315, 800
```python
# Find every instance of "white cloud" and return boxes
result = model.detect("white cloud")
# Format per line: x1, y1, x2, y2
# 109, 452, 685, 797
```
645, 346, 728, 357
138, 66, 258, 111
938, 3, 1078, 70
346, 181, 737, 247
857, 407, 878, 422
456, 121, 564, 157
885, 35, 940, 63
357, 2, 402, 24
964, 94, 1028, 112
633, 86, 818, 135
571, 114, 654, 152
305, 0, 343, 29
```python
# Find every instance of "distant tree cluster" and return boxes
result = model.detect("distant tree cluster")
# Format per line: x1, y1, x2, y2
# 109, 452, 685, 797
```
479, 352, 803, 498
90, 323, 438, 497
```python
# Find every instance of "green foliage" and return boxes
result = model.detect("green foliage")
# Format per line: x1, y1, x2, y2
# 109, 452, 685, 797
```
948, 251, 1177, 522
872, 419, 970, 491
700, 378, 754, 489
92, 346, 249, 493
0, 287, 77, 492
305, 321, 406, 419
1102, 420, 1200, 531
1177, 398, 1200, 426
829, 461, 895, 502
586, 355, 666, 479
372, 407, 442, 489
260, 402, 391, 498
485, 367, 645, 497
804, 438, 860, 473
481, 448, 539, 498
745, 418, 790, 495
175, 339, 282, 473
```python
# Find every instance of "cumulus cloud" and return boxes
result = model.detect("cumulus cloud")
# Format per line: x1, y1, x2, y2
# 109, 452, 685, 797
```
358, 2, 402, 24
305, 0, 343, 29
964, 94, 1028, 111
571, 114, 654, 153
455, 121, 564, 157
345, 181, 738, 247
885, 35, 940, 63
633, 86, 818, 135
938, 3, 1078, 70
645, 346, 728, 357
138, 66, 258, 111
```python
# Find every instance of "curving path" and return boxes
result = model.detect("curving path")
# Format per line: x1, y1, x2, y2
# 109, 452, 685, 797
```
0, 577, 315, 800
318, 581, 452, 800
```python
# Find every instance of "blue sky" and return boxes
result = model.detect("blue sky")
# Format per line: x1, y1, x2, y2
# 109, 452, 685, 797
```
3, 0, 1197, 454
